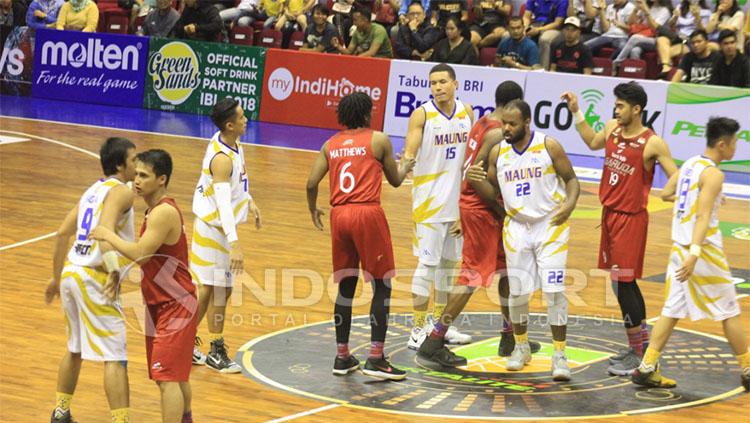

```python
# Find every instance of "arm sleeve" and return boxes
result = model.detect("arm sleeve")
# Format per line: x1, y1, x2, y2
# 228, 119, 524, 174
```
47, 3, 62, 24
556, 0, 569, 19
26, 3, 44, 30
213, 183, 239, 243
415, 26, 441, 52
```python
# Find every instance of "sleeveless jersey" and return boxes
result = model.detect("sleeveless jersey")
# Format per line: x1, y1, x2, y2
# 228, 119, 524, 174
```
496, 131, 566, 223
193, 131, 251, 228
67, 177, 135, 268
326, 128, 382, 206
413, 99, 472, 223
600, 126, 655, 213
460, 115, 502, 210
140, 198, 195, 305
672, 156, 723, 248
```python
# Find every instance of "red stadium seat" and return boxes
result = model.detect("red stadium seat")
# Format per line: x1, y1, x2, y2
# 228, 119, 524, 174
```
617, 58, 647, 79
229, 26, 255, 46
643, 51, 659, 79
289, 31, 305, 50
479, 47, 496, 66
104, 13, 129, 34
592, 57, 613, 76
598, 47, 615, 58
256, 28, 282, 48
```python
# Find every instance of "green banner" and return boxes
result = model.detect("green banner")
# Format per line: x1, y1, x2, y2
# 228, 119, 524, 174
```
143, 38, 265, 119
719, 222, 750, 241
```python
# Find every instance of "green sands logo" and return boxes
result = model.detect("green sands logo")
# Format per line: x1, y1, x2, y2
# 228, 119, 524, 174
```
147, 41, 201, 105
581, 89, 605, 132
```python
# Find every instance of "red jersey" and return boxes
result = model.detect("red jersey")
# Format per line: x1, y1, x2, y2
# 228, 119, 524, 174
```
599, 126, 655, 213
140, 198, 196, 305
327, 128, 383, 207
460, 116, 503, 210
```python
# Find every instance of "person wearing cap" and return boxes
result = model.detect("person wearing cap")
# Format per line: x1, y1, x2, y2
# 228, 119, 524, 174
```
550, 16, 594, 74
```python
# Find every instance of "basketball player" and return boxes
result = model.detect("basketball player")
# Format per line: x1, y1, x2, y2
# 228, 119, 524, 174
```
191, 98, 262, 373
632, 117, 750, 391
418, 81, 541, 366
44, 137, 136, 423
90, 150, 198, 422
562, 82, 678, 375
404, 63, 473, 350
306, 92, 415, 380
469, 100, 580, 381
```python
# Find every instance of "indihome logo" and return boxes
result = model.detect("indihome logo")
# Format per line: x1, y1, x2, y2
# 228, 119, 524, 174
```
267, 67, 382, 102
40, 38, 141, 71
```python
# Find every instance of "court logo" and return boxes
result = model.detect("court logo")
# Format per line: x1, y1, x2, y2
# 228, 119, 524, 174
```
147, 41, 201, 105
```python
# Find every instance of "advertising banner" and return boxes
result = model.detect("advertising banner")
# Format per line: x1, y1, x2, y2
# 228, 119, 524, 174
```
32, 29, 148, 107
662, 84, 750, 164
143, 38, 265, 119
260, 49, 391, 130
382, 60, 527, 136
524, 72, 669, 157
1, 27, 34, 96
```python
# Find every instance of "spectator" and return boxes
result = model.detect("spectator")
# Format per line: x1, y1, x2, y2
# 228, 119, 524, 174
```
128, 0, 156, 33
655, 0, 711, 76
375, 0, 399, 34
612, 0, 672, 68
259, 0, 285, 29
219, 0, 260, 28
1, 0, 26, 48
567, 0, 598, 43
430, 15, 478, 63
709, 29, 750, 87
174, 0, 223, 42
299, 4, 338, 52
55, 0, 97, 32
276, 0, 313, 33
523, 0, 568, 70
25, 0, 62, 31
671, 29, 718, 83
584, 0, 635, 57
333, 6, 394, 57
140, 0, 179, 36
706, 0, 744, 52
550, 16, 594, 73
430, 0, 468, 29
495, 16, 541, 69
331, 0, 355, 44
394, 0, 429, 36
394, 1, 441, 59
469, 0, 510, 47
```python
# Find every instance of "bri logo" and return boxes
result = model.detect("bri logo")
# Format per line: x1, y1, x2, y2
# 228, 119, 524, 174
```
40, 38, 142, 71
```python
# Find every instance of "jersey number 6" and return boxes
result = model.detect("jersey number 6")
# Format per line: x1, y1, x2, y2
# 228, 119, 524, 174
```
339, 162, 356, 194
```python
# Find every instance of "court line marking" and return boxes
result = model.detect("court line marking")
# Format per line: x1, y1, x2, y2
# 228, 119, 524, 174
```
0, 232, 57, 252
264, 404, 340, 423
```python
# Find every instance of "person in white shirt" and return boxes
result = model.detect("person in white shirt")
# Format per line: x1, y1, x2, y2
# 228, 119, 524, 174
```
584, 0, 636, 56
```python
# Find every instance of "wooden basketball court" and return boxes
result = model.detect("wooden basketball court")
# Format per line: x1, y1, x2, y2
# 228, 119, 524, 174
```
0, 116, 747, 422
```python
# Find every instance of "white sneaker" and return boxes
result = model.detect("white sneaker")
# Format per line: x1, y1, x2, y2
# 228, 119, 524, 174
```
407, 326, 427, 350
506, 342, 532, 371
445, 326, 472, 345
551, 351, 571, 381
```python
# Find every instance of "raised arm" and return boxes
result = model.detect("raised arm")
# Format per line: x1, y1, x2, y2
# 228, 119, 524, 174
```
561, 91, 609, 151
546, 137, 580, 226
374, 131, 416, 187
306, 143, 330, 230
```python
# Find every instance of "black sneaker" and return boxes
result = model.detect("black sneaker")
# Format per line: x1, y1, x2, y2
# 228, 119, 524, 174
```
206, 338, 241, 374
742, 368, 750, 392
51, 409, 75, 423
418, 336, 467, 367
498, 332, 542, 356
363, 356, 407, 381
333, 355, 360, 375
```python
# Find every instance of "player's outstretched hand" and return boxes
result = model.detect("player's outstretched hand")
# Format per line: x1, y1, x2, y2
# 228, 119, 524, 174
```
45, 278, 60, 304
250, 201, 262, 230
449, 219, 462, 237
676, 255, 697, 282
551, 202, 574, 226
103, 272, 120, 304
88, 226, 113, 242
311, 208, 325, 231
560, 92, 579, 113
467, 160, 487, 182
399, 156, 416, 173
229, 242, 245, 273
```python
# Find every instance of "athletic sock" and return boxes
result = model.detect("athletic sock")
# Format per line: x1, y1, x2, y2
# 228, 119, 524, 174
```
182, 411, 193, 423
369, 341, 384, 359
55, 392, 72, 413
627, 330, 644, 356
553, 340, 566, 352
336, 343, 350, 359
430, 322, 449, 339
736, 350, 750, 371
502, 317, 513, 333
432, 303, 446, 323
514, 332, 528, 344
640, 323, 650, 352
111, 407, 129, 423
640, 347, 661, 372
210, 333, 223, 344
413, 310, 427, 329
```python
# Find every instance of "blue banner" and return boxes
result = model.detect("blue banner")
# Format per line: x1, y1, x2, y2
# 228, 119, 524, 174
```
32, 29, 148, 107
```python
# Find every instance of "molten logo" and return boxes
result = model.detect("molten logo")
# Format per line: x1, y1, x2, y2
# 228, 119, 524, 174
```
40, 38, 140, 71
267, 66, 382, 102
147, 41, 201, 105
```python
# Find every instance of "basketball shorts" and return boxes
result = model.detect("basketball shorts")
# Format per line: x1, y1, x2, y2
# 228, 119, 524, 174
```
661, 243, 740, 322
190, 218, 233, 287
145, 297, 198, 382
504, 216, 569, 296
330, 204, 396, 283
457, 206, 506, 288
60, 264, 127, 361
413, 221, 463, 266
599, 207, 648, 281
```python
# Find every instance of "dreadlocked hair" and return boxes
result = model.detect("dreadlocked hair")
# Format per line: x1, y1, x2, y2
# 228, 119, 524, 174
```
337, 92, 372, 129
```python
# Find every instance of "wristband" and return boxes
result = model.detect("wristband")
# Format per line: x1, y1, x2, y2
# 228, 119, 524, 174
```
689, 244, 701, 257
574, 110, 585, 124
102, 250, 120, 273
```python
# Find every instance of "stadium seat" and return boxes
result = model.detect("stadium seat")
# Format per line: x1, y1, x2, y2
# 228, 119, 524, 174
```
229, 26, 255, 46
617, 58, 647, 79
479, 47, 496, 66
643, 51, 659, 79
256, 28, 283, 48
597, 47, 615, 58
592, 57, 613, 77
289, 31, 305, 50
104, 13, 129, 34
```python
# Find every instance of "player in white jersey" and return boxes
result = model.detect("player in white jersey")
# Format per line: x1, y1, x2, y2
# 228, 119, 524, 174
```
44, 137, 136, 423
191, 98, 262, 374
632, 117, 750, 392
469, 100, 580, 381
404, 63, 474, 349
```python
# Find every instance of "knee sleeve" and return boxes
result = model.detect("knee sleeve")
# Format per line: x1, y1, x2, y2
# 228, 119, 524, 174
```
545, 292, 568, 326
412, 262, 435, 297
509, 294, 531, 324
612, 281, 645, 328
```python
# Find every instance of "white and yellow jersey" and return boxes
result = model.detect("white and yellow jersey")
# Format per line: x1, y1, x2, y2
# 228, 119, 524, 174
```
412, 100, 472, 224
496, 131, 566, 223
192, 131, 251, 228
672, 155, 722, 248
67, 178, 135, 268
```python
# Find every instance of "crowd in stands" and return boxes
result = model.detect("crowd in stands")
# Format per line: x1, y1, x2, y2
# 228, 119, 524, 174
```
1, 0, 748, 86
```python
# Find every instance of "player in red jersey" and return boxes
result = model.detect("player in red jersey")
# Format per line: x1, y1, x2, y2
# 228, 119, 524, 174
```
306, 92, 415, 381
562, 82, 678, 375
91, 150, 197, 423
418, 81, 541, 366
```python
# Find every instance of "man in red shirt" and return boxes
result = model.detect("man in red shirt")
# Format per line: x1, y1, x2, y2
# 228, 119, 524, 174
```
91, 150, 197, 423
562, 82, 678, 375
306, 92, 415, 380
